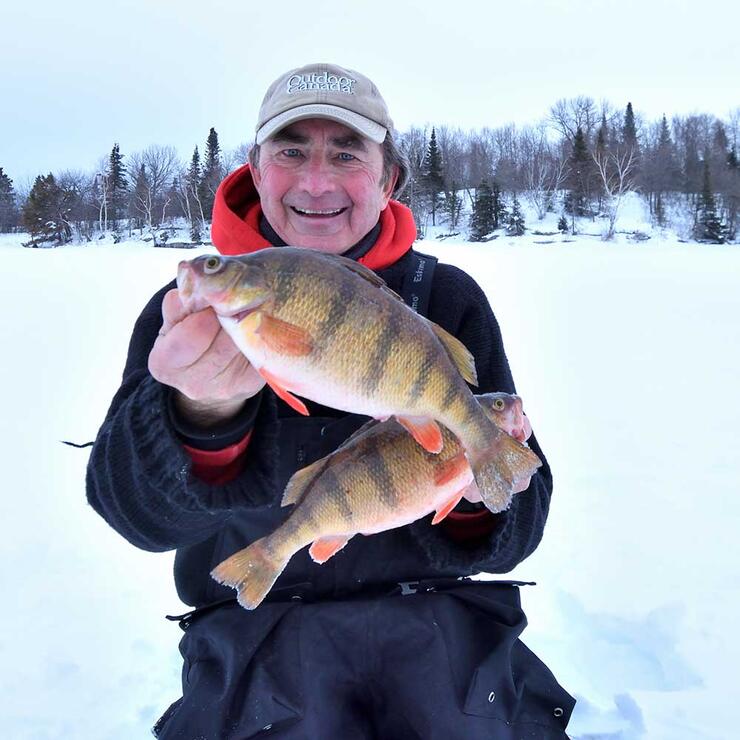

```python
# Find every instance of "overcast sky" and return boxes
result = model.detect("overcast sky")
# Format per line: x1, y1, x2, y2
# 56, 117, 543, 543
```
2, 0, 738, 186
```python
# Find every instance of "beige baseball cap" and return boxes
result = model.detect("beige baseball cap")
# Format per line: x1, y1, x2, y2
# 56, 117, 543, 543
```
255, 63, 394, 145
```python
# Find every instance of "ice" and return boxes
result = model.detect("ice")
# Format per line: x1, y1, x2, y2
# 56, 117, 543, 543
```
1, 228, 738, 738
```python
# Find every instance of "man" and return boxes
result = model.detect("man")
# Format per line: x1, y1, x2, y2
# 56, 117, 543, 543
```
87, 63, 574, 738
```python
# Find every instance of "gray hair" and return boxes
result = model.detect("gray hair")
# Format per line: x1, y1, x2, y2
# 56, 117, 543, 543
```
248, 131, 409, 198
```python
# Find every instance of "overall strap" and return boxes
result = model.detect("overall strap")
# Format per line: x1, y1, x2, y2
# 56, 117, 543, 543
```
400, 251, 438, 318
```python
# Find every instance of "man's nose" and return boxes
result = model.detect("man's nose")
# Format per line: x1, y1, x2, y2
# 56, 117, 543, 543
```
298, 157, 337, 196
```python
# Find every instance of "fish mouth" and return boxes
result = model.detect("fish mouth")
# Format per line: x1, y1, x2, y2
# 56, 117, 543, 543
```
230, 306, 259, 323
290, 206, 349, 219
222, 298, 268, 323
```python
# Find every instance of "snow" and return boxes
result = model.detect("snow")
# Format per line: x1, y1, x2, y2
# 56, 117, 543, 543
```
1, 224, 738, 739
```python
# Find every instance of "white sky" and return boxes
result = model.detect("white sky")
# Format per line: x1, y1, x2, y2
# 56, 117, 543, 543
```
2, 0, 739, 185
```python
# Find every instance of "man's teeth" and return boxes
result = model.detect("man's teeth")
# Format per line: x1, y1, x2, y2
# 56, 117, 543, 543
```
293, 207, 345, 215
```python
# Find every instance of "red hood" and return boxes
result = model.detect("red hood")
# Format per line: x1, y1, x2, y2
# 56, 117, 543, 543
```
210, 164, 417, 271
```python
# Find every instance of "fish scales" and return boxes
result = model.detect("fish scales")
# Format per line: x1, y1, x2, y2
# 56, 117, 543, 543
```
256, 250, 457, 412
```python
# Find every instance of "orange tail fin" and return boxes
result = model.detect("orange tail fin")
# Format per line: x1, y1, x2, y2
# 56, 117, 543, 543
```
211, 538, 290, 610
470, 431, 542, 513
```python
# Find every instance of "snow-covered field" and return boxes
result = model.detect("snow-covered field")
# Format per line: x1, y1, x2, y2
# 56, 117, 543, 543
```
1, 211, 738, 738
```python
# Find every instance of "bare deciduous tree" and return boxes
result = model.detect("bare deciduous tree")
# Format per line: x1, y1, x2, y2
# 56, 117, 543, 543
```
549, 96, 598, 145
520, 126, 569, 219
593, 148, 636, 239
128, 146, 180, 240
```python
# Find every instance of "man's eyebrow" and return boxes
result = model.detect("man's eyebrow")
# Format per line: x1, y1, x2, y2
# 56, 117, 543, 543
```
270, 131, 310, 145
330, 135, 368, 152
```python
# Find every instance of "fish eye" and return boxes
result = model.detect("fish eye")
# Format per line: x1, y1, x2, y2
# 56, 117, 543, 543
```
493, 398, 505, 410
203, 256, 222, 274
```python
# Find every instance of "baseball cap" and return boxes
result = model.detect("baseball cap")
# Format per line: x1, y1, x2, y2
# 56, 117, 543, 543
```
255, 63, 394, 145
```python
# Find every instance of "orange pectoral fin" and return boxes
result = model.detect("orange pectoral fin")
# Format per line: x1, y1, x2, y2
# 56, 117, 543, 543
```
259, 368, 310, 416
434, 451, 470, 487
396, 416, 443, 454
258, 314, 313, 356
432, 489, 467, 524
309, 535, 350, 564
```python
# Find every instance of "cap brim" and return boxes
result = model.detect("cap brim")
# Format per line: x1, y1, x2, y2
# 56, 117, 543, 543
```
256, 104, 387, 145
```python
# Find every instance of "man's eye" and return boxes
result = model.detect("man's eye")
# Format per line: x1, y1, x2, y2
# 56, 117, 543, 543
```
282, 148, 301, 157
337, 152, 355, 161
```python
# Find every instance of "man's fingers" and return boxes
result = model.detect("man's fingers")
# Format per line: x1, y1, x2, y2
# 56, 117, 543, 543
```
151, 308, 222, 372
160, 289, 192, 335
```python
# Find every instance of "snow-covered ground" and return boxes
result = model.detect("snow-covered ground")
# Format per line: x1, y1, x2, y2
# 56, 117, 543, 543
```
1, 207, 738, 738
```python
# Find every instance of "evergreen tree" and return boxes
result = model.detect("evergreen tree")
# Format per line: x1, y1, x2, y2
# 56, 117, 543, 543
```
442, 181, 463, 230
622, 102, 638, 152
566, 127, 592, 217
651, 114, 680, 205
506, 195, 526, 236
199, 127, 223, 220
421, 127, 445, 226
186, 146, 203, 242
596, 113, 608, 154
22, 173, 72, 245
0, 168, 17, 232
491, 181, 506, 228
131, 164, 150, 231
694, 157, 725, 243
622, 102, 641, 187
469, 180, 494, 241
656, 114, 679, 180
557, 215, 569, 233
108, 143, 127, 223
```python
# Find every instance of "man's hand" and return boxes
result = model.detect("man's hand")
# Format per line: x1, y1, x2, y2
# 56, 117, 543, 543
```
148, 289, 266, 427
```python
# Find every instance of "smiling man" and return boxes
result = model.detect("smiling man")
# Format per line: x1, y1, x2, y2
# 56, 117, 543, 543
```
87, 63, 573, 738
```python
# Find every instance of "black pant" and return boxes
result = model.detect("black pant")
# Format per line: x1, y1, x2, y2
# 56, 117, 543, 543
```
155, 582, 574, 739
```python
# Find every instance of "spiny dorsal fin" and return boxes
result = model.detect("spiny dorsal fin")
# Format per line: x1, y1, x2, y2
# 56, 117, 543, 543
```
281, 457, 328, 507
331, 254, 387, 288
429, 322, 478, 386
281, 419, 380, 507
329, 255, 406, 304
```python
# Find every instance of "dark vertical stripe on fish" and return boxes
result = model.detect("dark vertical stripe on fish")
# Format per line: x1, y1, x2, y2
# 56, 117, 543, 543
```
363, 308, 399, 393
317, 276, 355, 345
365, 436, 398, 508
271, 262, 297, 313
407, 339, 437, 403
441, 374, 462, 412
321, 467, 355, 523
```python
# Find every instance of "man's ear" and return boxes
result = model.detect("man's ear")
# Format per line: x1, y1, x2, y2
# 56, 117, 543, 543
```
251, 162, 262, 189
382, 165, 399, 203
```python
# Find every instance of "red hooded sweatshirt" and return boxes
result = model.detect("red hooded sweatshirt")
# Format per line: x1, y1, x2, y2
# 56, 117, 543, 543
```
185, 165, 493, 538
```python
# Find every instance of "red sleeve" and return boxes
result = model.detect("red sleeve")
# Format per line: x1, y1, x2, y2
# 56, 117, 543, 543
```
183, 431, 253, 485
440, 508, 497, 542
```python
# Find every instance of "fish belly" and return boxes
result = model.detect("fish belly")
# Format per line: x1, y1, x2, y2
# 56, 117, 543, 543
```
220, 311, 415, 419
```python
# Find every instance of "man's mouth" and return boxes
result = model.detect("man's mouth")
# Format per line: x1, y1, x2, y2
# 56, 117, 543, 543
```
290, 206, 348, 218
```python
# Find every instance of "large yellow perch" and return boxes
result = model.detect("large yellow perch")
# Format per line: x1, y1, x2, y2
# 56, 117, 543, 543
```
177, 248, 541, 511
212, 393, 529, 609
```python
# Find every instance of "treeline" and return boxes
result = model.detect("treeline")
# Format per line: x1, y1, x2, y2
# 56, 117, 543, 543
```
398, 99, 739, 243
2, 97, 739, 246
2, 128, 247, 247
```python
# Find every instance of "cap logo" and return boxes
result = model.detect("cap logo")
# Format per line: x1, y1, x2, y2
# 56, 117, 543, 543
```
286, 72, 356, 95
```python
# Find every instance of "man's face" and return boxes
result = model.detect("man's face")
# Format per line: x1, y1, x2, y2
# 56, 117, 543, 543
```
251, 119, 396, 254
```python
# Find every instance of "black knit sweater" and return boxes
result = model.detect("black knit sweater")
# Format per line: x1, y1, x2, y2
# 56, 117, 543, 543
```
86, 248, 553, 606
